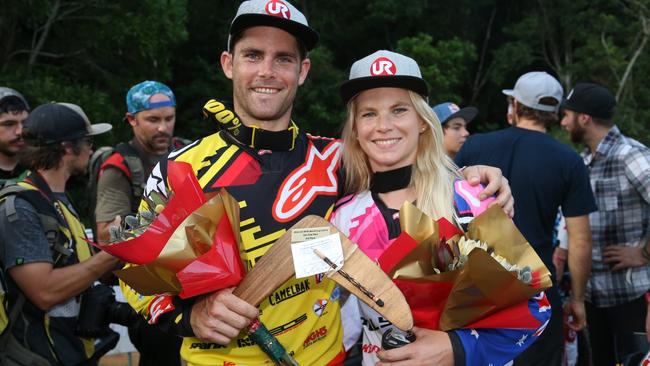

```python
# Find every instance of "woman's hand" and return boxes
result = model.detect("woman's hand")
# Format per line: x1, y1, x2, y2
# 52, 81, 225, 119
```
461, 165, 514, 217
376, 327, 453, 366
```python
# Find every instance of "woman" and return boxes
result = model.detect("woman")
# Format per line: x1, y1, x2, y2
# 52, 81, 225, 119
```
331, 51, 550, 366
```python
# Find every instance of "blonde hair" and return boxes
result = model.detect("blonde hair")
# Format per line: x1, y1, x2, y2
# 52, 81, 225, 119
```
341, 90, 460, 222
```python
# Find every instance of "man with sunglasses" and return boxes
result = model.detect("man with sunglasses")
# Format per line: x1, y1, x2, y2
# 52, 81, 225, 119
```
0, 103, 118, 365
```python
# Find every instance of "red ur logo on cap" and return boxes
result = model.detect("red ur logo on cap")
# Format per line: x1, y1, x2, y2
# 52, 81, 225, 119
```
265, 0, 291, 19
370, 57, 396, 76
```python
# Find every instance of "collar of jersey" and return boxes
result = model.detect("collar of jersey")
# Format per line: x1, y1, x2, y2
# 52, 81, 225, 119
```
228, 120, 299, 151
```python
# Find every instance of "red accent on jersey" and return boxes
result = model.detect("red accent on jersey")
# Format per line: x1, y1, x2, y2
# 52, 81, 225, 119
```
211, 152, 262, 188
148, 295, 175, 324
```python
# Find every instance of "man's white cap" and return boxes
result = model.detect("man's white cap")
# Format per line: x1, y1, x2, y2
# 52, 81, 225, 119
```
228, 0, 319, 51
502, 71, 563, 112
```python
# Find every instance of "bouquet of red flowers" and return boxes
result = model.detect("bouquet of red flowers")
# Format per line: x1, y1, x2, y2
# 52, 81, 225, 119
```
377, 202, 552, 331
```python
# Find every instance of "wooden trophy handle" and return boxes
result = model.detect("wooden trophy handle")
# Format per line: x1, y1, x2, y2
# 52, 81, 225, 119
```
232, 216, 329, 305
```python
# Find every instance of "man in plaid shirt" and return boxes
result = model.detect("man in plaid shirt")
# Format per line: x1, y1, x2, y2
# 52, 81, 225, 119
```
561, 82, 650, 366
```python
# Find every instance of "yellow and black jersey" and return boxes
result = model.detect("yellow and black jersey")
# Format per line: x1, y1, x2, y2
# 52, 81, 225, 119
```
122, 127, 346, 366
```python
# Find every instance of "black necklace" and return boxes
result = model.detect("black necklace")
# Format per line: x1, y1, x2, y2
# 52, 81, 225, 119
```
370, 165, 413, 193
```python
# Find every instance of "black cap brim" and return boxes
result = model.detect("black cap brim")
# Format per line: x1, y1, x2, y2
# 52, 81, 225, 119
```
340, 76, 428, 104
230, 14, 319, 51
444, 107, 478, 124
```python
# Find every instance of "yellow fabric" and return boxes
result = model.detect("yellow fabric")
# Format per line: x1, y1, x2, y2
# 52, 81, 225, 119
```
11, 181, 95, 357
0, 293, 7, 333
124, 132, 344, 365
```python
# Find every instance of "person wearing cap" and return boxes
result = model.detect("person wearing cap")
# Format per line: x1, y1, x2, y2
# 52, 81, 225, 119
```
118, 1, 513, 365
432, 102, 478, 158
0, 103, 118, 365
456, 71, 597, 366
94, 80, 184, 244
332, 50, 549, 366
0, 87, 30, 185
560, 82, 650, 365
95, 80, 186, 366
94, 81, 186, 366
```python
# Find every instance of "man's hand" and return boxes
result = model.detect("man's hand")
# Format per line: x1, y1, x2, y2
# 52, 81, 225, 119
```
563, 298, 587, 331
190, 287, 259, 345
552, 247, 568, 282
376, 327, 453, 366
461, 165, 514, 217
602, 245, 648, 271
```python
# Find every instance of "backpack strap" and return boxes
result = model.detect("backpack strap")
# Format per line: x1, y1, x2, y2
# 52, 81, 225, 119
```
0, 181, 73, 264
115, 143, 146, 213
0, 292, 25, 351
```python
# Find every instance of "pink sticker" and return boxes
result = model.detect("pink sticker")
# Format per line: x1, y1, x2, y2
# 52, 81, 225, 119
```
454, 180, 494, 217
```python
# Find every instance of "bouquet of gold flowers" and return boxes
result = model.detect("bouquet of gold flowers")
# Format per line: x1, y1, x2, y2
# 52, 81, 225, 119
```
96, 160, 244, 299
377, 202, 552, 331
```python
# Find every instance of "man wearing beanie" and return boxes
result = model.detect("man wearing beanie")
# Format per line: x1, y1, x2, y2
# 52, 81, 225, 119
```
119, 1, 514, 364
456, 71, 597, 366
0, 103, 117, 365
561, 82, 650, 366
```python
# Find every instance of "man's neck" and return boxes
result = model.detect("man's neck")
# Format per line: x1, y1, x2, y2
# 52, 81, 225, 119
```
585, 125, 613, 154
513, 117, 546, 133
0, 153, 18, 172
37, 168, 70, 193
234, 105, 292, 132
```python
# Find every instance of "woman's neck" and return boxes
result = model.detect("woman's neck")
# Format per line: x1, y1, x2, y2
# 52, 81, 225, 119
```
378, 187, 417, 210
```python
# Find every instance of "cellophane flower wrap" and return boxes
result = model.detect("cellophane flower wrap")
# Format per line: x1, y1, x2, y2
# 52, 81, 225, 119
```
96, 160, 245, 299
377, 202, 552, 331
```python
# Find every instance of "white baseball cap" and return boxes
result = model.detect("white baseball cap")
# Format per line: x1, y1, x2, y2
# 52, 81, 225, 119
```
502, 71, 563, 112
340, 50, 428, 103
228, 0, 319, 51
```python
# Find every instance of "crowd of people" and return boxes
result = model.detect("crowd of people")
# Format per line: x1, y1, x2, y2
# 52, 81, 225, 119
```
0, 0, 648, 365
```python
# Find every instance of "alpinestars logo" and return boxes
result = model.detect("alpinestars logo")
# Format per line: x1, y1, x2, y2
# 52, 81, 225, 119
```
148, 295, 175, 324
273, 140, 341, 222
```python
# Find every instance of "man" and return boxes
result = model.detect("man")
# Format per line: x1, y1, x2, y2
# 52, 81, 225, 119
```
455, 71, 597, 366
432, 101, 477, 158
121, 1, 514, 364
0, 87, 30, 184
0, 102, 117, 365
560, 82, 650, 366
93, 80, 185, 366
94, 80, 183, 244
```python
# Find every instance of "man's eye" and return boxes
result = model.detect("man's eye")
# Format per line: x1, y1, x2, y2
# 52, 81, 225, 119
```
278, 56, 294, 64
